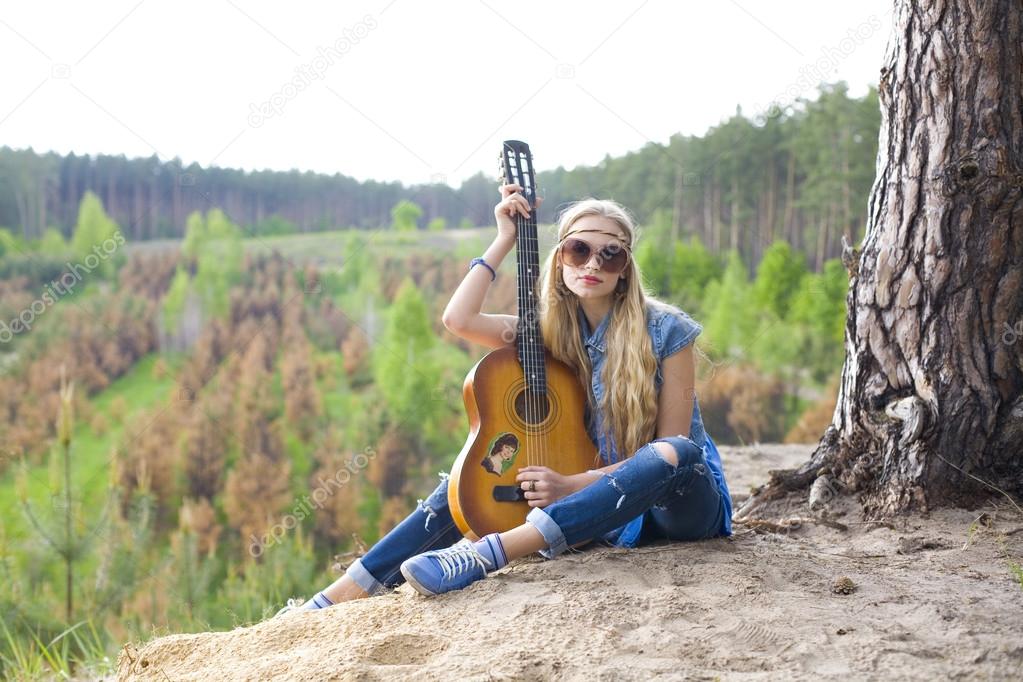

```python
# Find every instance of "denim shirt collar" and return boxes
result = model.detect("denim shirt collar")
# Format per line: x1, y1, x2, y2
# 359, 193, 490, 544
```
578, 305, 611, 353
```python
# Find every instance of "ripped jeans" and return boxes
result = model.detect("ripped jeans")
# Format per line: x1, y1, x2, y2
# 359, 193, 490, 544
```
345, 434, 725, 595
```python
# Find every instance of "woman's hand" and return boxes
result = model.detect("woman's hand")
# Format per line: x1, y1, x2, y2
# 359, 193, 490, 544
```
494, 183, 543, 242
516, 465, 587, 507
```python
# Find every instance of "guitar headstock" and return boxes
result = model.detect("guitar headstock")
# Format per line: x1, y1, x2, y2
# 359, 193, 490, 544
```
498, 140, 537, 210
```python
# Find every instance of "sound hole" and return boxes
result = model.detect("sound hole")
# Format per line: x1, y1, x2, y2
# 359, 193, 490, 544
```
514, 390, 550, 425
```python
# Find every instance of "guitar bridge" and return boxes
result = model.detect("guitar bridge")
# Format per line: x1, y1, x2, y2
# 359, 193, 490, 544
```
492, 485, 526, 502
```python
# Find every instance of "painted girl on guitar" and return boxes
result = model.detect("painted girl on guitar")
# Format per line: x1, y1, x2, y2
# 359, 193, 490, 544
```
481, 433, 520, 476
277, 180, 732, 613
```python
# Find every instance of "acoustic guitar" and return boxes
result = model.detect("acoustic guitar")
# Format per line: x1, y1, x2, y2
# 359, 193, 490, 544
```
447, 139, 599, 539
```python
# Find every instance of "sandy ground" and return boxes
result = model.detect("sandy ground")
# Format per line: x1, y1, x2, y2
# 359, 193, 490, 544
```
116, 444, 1023, 681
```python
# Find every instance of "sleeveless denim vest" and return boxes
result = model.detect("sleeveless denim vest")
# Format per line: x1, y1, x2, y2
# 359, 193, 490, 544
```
578, 302, 732, 545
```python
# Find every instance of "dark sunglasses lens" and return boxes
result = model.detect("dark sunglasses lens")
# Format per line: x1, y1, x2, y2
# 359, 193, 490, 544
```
598, 246, 628, 273
563, 239, 593, 266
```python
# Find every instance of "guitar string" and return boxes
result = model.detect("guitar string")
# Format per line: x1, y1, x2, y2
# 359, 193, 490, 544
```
508, 145, 551, 497
522, 149, 535, 476
516, 148, 540, 478
524, 150, 547, 476
510, 148, 533, 477
526, 152, 544, 474
527, 152, 548, 476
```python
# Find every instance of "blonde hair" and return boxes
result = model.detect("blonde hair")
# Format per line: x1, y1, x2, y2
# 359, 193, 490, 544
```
538, 198, 677, 463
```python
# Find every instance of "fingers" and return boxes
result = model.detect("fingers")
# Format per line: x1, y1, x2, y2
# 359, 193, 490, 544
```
497, 198, 530, 220
506, 196, 531, 218
498, 184, 536, 218
515, 466, 550, 482
524, 491, 550, 507
500, 183, 542, 203
515, 468, 533, 481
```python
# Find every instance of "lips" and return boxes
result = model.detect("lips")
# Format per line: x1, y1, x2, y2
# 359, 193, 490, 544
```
581, 276, 602, 284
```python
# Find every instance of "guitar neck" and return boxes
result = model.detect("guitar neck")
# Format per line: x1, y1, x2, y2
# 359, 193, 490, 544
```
503, 141, 548, 395
515, 209, 547, 392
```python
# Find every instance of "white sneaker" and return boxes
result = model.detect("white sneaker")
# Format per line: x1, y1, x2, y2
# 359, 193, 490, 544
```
273, 597, 306, 618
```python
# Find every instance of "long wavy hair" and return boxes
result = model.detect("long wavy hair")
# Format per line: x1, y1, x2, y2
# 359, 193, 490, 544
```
538, 198, 678, 462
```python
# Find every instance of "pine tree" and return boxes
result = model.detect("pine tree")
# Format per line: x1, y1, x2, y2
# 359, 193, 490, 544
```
372, 278, 441, 434
390, 200, 423, 232
70, 191, 123, 279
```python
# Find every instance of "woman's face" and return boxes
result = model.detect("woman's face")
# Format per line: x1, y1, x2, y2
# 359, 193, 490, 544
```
558, 216, 629, 301
498, 444, 515, 460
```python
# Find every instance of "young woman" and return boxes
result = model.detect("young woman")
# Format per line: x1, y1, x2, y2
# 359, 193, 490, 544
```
277, 184, 732, 613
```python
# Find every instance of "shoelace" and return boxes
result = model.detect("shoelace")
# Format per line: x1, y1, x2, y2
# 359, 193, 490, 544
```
275, 597, 304, 616
433, 540, 493, 580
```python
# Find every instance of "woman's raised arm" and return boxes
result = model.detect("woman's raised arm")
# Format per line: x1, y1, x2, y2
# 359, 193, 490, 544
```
441, 183, 540, 350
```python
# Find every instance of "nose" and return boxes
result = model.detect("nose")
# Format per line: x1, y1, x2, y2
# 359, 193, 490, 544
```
583, 250, 602, 271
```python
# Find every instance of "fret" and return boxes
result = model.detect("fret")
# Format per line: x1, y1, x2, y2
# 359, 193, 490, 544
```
501, 140, 548, 396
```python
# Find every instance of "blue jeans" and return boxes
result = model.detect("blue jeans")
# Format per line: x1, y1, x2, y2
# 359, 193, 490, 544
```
346, 435, 725, 595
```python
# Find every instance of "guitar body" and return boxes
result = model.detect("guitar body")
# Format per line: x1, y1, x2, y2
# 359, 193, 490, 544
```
448, 345, 599, 539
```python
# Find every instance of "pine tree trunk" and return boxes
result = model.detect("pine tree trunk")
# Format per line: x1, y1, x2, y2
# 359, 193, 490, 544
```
712, 179, 722, 252
702, 177, 713, 248
147, 173, 158, 240
14, 183, 29, 240
729, 173, 740, 252
672, 167, 684, 242
37, 176, 47, 240
736, 0, 1023, 521
841, 129, 853, 246
782, 152, 796, 246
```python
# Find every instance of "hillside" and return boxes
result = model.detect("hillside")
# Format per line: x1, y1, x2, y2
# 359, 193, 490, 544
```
115, 444, 1023, 681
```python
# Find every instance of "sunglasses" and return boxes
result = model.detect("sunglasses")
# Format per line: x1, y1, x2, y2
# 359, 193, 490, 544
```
558, 237, 631, 274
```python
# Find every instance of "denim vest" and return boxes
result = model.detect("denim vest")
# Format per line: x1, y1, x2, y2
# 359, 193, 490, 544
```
578, 302, 732, 543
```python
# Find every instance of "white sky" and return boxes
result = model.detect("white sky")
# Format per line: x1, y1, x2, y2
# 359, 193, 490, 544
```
0, 0, 893, 188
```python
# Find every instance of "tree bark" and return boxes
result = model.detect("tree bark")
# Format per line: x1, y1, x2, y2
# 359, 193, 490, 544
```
736, 0, 1023, 522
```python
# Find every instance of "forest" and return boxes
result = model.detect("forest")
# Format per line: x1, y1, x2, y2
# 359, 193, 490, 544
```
2, 83, 858, 677
0, 81, 878, 272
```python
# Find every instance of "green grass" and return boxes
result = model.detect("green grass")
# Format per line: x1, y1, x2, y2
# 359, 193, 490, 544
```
1008, 560, 1023, 590
129, 224, 557, 273
993, 530, 1023, 592
1, 615, 114, 680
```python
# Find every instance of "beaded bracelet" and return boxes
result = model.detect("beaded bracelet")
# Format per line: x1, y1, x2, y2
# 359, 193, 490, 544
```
469, 256, 496, 281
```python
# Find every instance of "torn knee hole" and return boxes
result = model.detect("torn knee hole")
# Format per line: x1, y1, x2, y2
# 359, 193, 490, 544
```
652, 441, 679, 468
